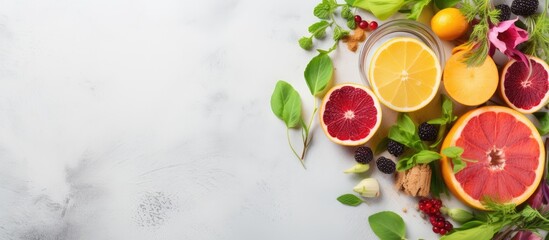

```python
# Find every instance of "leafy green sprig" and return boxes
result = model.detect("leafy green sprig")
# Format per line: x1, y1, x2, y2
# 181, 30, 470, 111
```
298, 0, 355, 51
459, 0, 500, 67
523, 0, 549, 64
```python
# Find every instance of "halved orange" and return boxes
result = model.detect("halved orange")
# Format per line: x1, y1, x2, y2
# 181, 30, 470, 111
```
368, 37, 442, 112
441, 106, 544, 210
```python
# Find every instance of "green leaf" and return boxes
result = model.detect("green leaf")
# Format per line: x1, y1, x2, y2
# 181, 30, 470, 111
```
411, 150, 441, 164
397, 113, 416, 135
298, 37, 313, 50
354, 0, 407, 20
407, 0, 431, 20
308, 21, 330, 39
345, 0, 357, 7
347, 19, 357, 29
375, 137, 389, 154
304, 53, 333, 96
434, 0, 460, 9
396, 156, 413, 171
341, 5, 353, 20
441, 94, 453, 117
428, 118, 447, 125
270, 81, 303, 128
333, 25, 349, 40
337, 194, 363, 206
388, 126, 412, 147
534, 112, 549, 135
452, 157, 466, 173
452, 220, 484, 231
440, 224, 496, 240
368, 211, 406, 240
313, 3, 332, 19
442, 146, 464, 158
344, 163, 370, 173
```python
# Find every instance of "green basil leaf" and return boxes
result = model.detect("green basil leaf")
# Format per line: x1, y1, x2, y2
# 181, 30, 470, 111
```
388, 126, 412, 147
298, 37, 313, 50
434, 0, 460, 9
428, 118, 447, 125
270, 81, 303, 128
441, 94, 453, 117
440, 224, 495, 240
313, 3, 332, 19
534, 112, 549, 135
397, 113, 416, 135
304, 53, 333, 96
368, 211, 406, 240
333, 25, 349, 40
442, 146, 464, 158
355, 0, 407, 20
308, 21, 330, 39
346, 19, 357, 29
396, 157, 413, 171
452, 157, 466, 173
341, 5, 353, 19
337, 194, 363, 206
375, 137, 389, 155
411, 150, 441, 164
407, 0, 431, 20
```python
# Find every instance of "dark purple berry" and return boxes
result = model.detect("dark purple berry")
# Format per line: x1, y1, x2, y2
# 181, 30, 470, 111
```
354, 146, 373, 164
387, 139, 405, 157
376, 156, 396, 174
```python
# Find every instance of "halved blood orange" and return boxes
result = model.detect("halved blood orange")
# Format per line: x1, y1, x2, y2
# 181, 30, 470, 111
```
441, 106, 544, 210
319, 83, 382, 146
500, 56, 549, 114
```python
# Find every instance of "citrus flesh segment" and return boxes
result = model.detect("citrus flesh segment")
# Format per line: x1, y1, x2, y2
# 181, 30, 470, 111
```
441, 106, 544, 210
501, 56, 549, 113
319, 83, 382, 146
368, 37, 441, 112
443, 50, 499, 106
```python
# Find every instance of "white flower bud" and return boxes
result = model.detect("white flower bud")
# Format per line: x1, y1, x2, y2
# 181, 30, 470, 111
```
353, 178, 380, 198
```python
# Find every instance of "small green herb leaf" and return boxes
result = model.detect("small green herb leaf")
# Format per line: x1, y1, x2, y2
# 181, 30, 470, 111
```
337, 194, 363, 206
298, 37, 313, 50
428, 118, 447, 125
396, 156, 414, 171
313, 3, 332, 19
411, 150, 441, 164
397, 113, 416, 135
368, 211, 406, 240
341, 5, 353, 20
304, 53, 333, 96
407, 0, 431, 20
333, 25, 349, 40
308, 21, 330, 39
534, 112, 549, 135
434, 0, 460, 9
442, 146, 463, 158
270, 81, 303, 128
347, 19, 357, 29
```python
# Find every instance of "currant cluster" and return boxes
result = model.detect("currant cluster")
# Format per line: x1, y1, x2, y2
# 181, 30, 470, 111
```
418, 198, 453, 235
353, 15, 378, 31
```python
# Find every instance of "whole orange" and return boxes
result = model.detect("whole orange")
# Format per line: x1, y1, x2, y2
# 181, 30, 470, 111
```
431, 8, 468, 41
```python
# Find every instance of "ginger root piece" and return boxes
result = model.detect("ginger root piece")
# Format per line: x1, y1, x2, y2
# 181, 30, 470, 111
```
394, 164, 432, 197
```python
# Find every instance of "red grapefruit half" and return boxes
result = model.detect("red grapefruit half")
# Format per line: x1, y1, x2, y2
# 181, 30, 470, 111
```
441, 106, 544, 210
501, 56, 549, 113
319, 83, 382, 146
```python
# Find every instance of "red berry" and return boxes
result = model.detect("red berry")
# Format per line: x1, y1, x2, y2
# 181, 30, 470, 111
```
436, 221, 445, 228
439, 229, 447, 235
429, 216, 437, 224
359, 20, 369, 29
369, 21, 378, 30
432, 226, 440, 233
445, 221, 453, 230
354, 15, 362, 23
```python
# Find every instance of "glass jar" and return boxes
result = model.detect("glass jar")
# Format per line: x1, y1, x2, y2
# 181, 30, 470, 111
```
358, 19, 446, 86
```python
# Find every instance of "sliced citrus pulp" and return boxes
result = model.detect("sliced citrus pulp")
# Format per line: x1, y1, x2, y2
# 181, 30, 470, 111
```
368, 37, 442, 112
319, 83, 382, 146
441, 106, 544, 210
501, 56, 549, 113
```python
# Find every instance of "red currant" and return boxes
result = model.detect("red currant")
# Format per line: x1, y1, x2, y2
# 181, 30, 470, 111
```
358, 20, 369, 30
369, 21, 378, 30
444, 221, 453, 230
439, 229, 447, 235
354, 15, 362, 23
432, 226, 440, 234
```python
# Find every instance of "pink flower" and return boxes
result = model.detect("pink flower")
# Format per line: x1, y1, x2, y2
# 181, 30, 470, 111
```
488, 18, 529, 64
512, 230, 543, 240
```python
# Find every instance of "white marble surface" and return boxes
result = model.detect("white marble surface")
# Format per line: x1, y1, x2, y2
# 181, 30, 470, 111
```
0, 0, 465, 239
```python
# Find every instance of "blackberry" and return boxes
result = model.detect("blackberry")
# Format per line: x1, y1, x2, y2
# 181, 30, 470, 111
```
418, 122, 438, 141
511, 0, 538, 16
354, 146, 373, 164
387, 139, 405, 157
376, 156, 396, 174
495, 4, 512, 21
